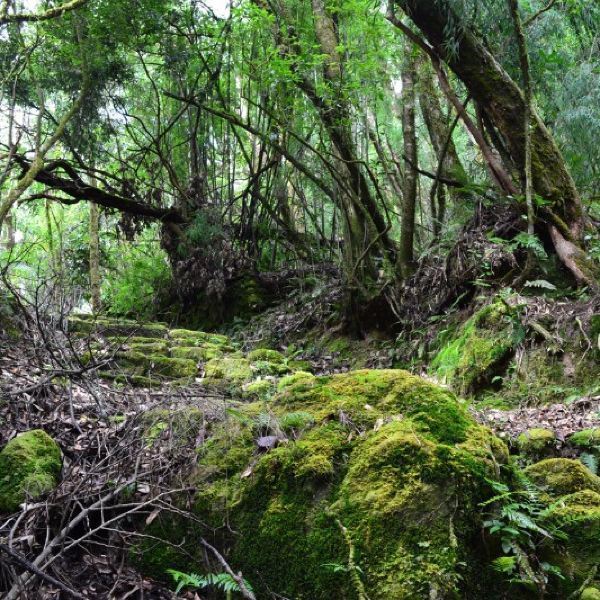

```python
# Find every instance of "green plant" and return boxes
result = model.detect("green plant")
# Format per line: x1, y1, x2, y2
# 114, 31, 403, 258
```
482, 477, 565, 594
167, 568, 254, 598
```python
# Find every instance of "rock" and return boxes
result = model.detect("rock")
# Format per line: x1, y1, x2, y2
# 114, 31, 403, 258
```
204, 357, 252, 383
430, 300, 517, 394
248, 348, 285, 363
171, 345, 224, 361
516, 428, 556, 459
524, 458, 600, 498
0, 430, 62, 512
581, 588, 600, 600
140, 369, 510, 598
569, 428, 600, 451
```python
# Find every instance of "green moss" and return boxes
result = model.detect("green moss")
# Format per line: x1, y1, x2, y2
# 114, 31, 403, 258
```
169, 329, 229, 346
570, 429, 600, 450
524, 458, 600, 498
430, 301, 518, 395
277, 371, 316, 392
543, 490, 600, 585
146, 355, 197, 378
582, 588, 600, 600
0, 430, 62, 512
170, 345, 223, 361
516, 428, 556, 459
248, 348, 285, 363
176, 369, 509, 599
129, 341, 169, 354
204, 356, 252, 383
243, 379, 276, 399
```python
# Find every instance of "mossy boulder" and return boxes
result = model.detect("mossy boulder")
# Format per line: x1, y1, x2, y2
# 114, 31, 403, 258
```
243, 379, 276, 399
542, 489, 600, 586
582, 588, 600, 600
204, 356, 252, 383
129, 340, 169, 354
430, 300, 520, 394
570, 429, 600, 452
169, 329, 229, 347
248, 348, 285, 363
69, 315, 168, 339
516, 428, 556, 460
524, 458, 600, 499
146, 356, 197, 379
0, 430, 62, 512
171, 345, 224, 362
144, 370, 509, 598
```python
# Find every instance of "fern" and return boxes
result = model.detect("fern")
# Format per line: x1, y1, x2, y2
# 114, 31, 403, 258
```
167, 568, 254, 595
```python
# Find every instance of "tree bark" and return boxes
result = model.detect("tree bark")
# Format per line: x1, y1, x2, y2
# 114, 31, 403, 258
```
398, 46, 418, 278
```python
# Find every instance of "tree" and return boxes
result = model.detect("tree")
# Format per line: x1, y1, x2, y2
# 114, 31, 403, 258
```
391, 0, 598, 287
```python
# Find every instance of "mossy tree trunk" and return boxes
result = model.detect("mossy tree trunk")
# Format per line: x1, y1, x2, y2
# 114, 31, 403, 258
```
393, 0, 598, 287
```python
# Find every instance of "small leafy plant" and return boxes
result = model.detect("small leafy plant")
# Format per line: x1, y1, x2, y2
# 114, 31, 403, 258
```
167, 569, 254, 598
482, 477, 565, 594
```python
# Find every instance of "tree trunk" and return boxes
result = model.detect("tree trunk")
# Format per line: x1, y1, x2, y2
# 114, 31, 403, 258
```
89, 201, 101, 313
398, 46, 418, 278
393, 0, 598, 286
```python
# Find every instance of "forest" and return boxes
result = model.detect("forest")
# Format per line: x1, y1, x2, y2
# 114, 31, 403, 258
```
0, 0, 599, 597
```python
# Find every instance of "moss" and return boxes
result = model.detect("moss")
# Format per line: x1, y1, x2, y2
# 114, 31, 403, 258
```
524, 458, 600, 498
146, 355, 197, 379
142, 407, 204, 446
204, 356, 252, 383
129, 341, 169, 354
170, 345, 223, 361
251, 359, 291, 376
582, 588, 600, 600
570, 429, 600, 450
542, 490, 600, 585
175, 369, 509, 599
430, 300, 518, 395
277, 371, 316, 392
516, 428, 556, 459
169, 329, 229, 346
0, 430, 62, 512
248, 348, 285, 363
243, 379, 276, 399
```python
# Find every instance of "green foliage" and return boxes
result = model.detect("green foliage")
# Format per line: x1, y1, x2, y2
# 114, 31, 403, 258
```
167, 568, 254, 595
482, 476, 565, 592
103, 231, 170, 319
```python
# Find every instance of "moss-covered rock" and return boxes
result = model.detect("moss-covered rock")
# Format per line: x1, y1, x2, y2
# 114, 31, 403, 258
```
146, 356, 197, 379
243, 379, 276, 399
129, 340, 169, 354
171, 345, 223, 362
542, 489, 600, 587
169, 329, 229, 347
144, 370, 509, 598
248, 348, 285, 363
524, 458, 600, 498
69, 316, 168, 339
204, 356, 252, 383
516, 428, 556, 460
430, 300, 520, 395
0, 430, 62, 512
570, 429, 600, 451
582, 588, 600, 600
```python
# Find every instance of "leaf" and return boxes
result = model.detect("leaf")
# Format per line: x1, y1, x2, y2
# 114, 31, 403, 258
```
523, 279, 557, 290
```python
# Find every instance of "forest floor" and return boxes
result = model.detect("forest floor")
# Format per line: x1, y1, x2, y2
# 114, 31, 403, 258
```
1, 287, 598, 598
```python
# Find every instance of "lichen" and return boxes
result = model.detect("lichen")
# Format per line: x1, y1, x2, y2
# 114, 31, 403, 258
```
0, 430, 62, 512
